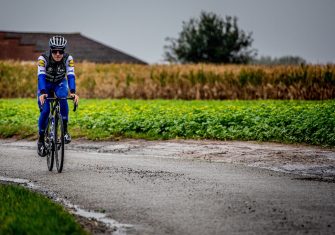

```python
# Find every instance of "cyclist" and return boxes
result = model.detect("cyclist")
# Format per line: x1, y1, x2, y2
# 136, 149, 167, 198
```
37, 35, 79, 157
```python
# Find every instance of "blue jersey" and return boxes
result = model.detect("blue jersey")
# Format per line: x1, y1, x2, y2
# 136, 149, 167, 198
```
37, 52, 76, 94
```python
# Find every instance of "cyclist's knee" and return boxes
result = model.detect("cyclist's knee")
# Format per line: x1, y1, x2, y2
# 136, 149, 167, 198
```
55, 80, 68, 98
56, 91, 68, 98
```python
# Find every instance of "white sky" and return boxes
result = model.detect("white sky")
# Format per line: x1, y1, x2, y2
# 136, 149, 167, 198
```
0, 0, 334, 64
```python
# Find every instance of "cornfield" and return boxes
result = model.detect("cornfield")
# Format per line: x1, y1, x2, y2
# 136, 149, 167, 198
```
0, 60, 334, 99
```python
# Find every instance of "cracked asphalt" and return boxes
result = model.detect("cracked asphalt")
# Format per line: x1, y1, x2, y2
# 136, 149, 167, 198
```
0, 139, 334, 234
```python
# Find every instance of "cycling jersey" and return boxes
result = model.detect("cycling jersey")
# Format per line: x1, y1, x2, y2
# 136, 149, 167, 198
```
37, 51, 76, 94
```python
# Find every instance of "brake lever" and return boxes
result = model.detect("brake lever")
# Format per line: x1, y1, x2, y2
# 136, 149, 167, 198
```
68, 96, 78, 112
73, 102, 78, 112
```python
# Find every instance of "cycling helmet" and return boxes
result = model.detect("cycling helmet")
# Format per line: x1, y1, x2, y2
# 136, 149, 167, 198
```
49, 35, 67, 50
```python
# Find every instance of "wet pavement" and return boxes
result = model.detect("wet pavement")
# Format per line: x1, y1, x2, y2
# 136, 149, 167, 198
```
0, 139, 334, 234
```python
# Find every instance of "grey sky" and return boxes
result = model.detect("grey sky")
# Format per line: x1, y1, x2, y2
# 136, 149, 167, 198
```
1, 0, 334, 64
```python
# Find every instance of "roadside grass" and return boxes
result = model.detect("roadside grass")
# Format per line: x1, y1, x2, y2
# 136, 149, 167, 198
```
0, 184, 88, 235
0, 99, 334, 146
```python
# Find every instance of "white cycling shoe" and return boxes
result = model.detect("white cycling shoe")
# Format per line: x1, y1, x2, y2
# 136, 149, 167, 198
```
64, 132, 71, 144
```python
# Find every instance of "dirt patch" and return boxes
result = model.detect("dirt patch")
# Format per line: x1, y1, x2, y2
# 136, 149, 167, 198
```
74, 215, 116, 235
292, 177, 335, 183
1, 138, 335, 178
67, 139, 335, 179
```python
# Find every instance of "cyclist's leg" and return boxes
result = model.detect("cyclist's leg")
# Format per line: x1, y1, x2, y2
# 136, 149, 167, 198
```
55, 79, 71, 143
55, 79, 69, 122
37, 84, 52, 156
37, 87, 52, 138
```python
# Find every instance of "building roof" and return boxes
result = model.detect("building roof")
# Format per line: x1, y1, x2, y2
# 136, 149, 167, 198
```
0, 31, 147, 64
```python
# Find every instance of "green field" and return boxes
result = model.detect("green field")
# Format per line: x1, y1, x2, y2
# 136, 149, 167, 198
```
0, 99, 334, 146
0, 184, 88, 235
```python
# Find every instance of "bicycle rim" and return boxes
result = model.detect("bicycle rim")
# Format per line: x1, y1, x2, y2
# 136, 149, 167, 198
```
45, 118, 54, 171
54, 113, 65, 173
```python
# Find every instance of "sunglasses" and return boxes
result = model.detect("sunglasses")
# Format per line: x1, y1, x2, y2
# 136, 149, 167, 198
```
51, 50, 64, 55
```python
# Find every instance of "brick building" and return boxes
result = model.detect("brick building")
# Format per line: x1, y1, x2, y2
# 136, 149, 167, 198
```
0, 31, 147, 64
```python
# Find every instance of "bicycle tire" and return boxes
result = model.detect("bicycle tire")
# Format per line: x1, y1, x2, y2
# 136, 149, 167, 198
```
54, 112, 65, 173
45, 117, 54, 171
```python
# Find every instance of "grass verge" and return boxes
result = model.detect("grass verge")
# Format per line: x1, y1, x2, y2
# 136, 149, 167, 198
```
0, 183, 88, 235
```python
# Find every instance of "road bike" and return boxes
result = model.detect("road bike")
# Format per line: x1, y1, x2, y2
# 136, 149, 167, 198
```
43, 97, 77, 173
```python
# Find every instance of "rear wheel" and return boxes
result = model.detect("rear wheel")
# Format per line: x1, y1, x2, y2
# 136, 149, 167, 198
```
54, 113, 65, 173
45, 117, 54, 171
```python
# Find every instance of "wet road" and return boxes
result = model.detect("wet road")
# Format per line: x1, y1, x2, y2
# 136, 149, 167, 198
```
0, 140, 334, 234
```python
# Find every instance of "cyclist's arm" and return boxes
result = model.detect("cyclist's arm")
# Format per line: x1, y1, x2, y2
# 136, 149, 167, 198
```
66, 55, 76, 94
37, 56, 47, 94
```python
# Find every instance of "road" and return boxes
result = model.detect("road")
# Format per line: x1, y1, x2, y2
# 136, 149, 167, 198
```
0, 139, 334, 234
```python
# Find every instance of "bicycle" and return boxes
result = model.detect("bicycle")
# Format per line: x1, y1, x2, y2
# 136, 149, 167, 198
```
42, 97, 77, 173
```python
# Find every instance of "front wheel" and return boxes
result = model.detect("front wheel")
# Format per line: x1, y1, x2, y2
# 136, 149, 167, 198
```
45, 117, 54, 171
54, 113, 65, 173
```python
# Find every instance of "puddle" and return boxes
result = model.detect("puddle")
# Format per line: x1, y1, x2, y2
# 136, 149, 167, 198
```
0, 176, 30, 184
61, 201, 134, 235
0, 176, 135, 235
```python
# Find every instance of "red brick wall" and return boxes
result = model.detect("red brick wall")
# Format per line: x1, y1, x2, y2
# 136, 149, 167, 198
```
0, 32, 41, 61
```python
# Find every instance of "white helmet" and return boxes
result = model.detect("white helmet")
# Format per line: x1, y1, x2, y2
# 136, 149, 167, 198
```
49, 35, 67, 50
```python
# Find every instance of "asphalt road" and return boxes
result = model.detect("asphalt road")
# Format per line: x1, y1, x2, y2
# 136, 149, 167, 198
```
0, 140, 334, 235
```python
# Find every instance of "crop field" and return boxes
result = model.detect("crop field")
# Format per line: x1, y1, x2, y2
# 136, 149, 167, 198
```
0, 99, 334, 146
0, 61, 334, 100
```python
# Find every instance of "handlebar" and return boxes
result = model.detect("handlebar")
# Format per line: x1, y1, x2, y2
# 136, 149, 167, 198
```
43, 97, 78, 112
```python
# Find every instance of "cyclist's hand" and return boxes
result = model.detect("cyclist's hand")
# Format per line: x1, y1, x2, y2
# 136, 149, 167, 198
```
70, 93, 79, 105
39, 94, 48, 105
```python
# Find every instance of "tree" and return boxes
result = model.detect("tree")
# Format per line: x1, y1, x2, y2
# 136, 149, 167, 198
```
164, 11, 256, 64
252, 55, 307, 65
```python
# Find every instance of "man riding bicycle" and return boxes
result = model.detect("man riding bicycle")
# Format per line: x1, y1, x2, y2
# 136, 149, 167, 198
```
37, 35, 79, 157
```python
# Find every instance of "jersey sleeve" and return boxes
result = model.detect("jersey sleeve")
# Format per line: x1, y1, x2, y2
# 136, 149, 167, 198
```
37, 56, 47, 93
66, 55, 75, 76
66, 55, 76, 93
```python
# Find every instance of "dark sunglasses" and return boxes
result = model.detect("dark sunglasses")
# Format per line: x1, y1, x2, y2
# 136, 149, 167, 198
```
51, 50, 64, 55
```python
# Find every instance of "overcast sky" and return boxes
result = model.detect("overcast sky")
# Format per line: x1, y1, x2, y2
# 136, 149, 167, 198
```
1, 0, 334, 64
